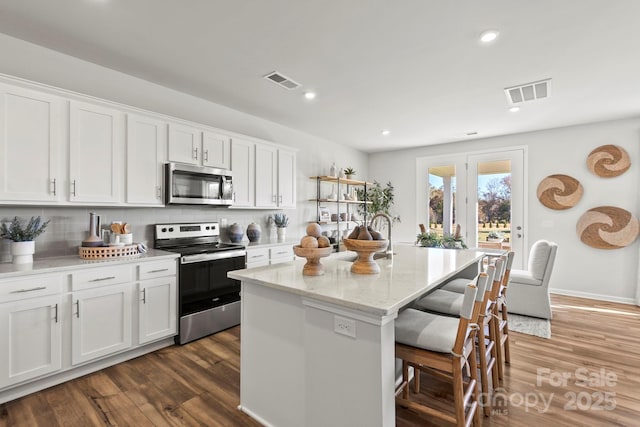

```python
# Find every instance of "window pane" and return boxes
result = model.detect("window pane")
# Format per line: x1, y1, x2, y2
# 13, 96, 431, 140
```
476, 160, 511, 249
428, 165, 456, 238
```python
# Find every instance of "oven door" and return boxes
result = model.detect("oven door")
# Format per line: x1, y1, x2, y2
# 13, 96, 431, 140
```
165, 162, 233, 206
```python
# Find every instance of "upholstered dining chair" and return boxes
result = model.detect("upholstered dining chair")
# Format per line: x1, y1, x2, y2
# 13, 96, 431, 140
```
395, 282, 482, 427
507, 240, 558, 320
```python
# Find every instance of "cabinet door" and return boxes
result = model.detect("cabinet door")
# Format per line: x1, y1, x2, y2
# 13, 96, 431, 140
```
231, 138, 255, 207
69, 100, 122, 203
202, 131, 231, 170
126, 113, 167, 205
278, 149, 296, 208
71, 283, 132, 365
0, 295, 62, 388
255, 144, 278, 208
0, 84, 63, 202
168, 123, 200, 165
138, 277, 177, 344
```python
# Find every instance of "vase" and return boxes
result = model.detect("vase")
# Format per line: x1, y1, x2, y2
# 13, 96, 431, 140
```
229, 223, 243, 243
329, 163, 337, 177
277, 227, 286, 241
11, 241, 35, 264
247, 223, 261, 242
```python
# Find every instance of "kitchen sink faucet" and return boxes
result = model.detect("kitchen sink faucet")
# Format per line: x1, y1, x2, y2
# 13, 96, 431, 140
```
369, 213, 393, 259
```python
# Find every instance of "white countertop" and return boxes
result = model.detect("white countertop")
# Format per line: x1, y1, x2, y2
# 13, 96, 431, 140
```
229, 245, 486, 316
0, 249, 178, 278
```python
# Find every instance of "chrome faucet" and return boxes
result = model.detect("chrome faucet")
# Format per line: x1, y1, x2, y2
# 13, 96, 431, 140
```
369, 213, 393, 259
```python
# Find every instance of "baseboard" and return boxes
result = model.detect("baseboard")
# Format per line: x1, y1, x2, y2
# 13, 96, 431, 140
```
550, 288, 637, 305
237, 405, 276, 427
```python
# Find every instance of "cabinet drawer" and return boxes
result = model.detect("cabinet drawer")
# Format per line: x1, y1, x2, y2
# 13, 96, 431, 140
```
0, 275, 62, 303
246, 247, 269, 267
270, 245, 294, 261
71, 265, 133, 291
138, 259, 177, 281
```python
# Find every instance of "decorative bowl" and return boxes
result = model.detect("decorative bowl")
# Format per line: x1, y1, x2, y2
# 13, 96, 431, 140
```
342, 239, 389, 274
293, 245, 333, 276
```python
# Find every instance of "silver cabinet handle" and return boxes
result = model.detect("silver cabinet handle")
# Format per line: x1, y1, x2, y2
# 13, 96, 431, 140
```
250, 254, 265, 259
204, 150, 209, 162
75, 300, 80, 318
89, 276, 116, 282
53, 303, 59, 323
10, 286, 46, 294
279, 194, 283, 204
71, 179, 77, 196
276, 251, 288, 255
51, 178, 57, 196
142, 288, 147, 304
272, 195, 277, 203
194, 147, 199, 160
156, 186, 162, 199
148, 268, 169, 273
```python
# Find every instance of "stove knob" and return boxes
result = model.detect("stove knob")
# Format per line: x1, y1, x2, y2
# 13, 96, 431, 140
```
206, 226, 210, 230
169, 227, 174, 232
161, 228, 167, 233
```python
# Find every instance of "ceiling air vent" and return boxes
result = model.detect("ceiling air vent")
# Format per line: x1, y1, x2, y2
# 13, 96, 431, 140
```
264, 71, 301, 90
504, 78, 551, 105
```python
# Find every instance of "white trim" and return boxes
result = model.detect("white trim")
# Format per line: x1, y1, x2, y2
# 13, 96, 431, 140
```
237, 405, 276, 427
550, 289, 636, 306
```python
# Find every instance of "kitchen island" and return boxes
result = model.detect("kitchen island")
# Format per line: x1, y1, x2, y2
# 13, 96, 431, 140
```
229, 245, 487, 427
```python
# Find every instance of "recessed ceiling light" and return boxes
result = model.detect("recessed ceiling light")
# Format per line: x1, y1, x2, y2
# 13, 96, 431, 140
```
381, 129, 390, 136
479, 30, 499, 43
509, 106, 520, 113
304, 91, 316, 100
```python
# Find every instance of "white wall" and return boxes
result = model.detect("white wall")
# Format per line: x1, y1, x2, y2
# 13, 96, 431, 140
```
0, 33, 368, 251
370, 118, 640, 303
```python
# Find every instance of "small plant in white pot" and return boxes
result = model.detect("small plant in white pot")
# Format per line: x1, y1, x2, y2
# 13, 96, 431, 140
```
272, 213, 289, 241
0, 216, 50, 264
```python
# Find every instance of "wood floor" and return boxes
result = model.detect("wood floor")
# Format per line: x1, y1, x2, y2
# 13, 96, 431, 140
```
1, 294, 639, 426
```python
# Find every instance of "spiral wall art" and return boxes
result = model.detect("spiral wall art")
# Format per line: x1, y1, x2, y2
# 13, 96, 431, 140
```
576, 206, 639, 249
586, 145, 631, 178
536, 174, 583, 210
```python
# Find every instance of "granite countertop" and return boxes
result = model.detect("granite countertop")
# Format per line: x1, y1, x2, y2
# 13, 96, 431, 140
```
0, 249, 178, 279
229, 246, 486, 316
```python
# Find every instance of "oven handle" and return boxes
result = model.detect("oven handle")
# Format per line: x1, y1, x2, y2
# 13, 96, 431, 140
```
181, 249, 247, 264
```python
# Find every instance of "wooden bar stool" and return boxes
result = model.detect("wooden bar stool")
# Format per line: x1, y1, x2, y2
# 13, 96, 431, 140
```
493, 252, 515, 380
395, 283, 482, 427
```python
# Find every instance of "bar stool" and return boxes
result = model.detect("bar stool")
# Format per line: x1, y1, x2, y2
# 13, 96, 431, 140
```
395, 281, 483, 426
493, 252, 515, 380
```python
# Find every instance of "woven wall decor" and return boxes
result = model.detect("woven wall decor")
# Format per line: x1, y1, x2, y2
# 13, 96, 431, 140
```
586, 145, 631, 177
576, 206, 639, 249
536, 174, 583, 210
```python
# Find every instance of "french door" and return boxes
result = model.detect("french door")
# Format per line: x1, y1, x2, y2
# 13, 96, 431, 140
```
417, 148, 526, 269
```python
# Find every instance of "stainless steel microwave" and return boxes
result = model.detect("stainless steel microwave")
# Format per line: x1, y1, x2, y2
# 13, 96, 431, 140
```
165, 163, 233, 206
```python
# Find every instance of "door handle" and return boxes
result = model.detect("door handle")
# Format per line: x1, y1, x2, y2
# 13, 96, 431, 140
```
75, 300, 80, 318
53, 303, 59, 323
142, 288, 147, 304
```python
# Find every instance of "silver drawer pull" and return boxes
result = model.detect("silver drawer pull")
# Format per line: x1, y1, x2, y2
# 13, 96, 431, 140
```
148, 268, 169, 274
276, 251, 288, 255
10, 286, 46, 293
89, 276, 116, 282
250, 254, 265, 258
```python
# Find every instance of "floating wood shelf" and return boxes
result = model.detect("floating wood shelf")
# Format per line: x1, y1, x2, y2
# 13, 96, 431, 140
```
309, 176, 373, 186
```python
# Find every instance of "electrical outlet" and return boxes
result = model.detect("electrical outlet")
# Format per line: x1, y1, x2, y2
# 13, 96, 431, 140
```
334, 315, 356, 338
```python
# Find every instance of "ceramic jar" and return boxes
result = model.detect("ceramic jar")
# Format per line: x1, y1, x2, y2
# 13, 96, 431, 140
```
247, 223, 261, 242
229, 223, 243, 243
11, 241, 35, 264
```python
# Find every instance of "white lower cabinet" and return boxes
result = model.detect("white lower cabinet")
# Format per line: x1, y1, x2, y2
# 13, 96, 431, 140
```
138, 276, 177, 345
246, 244, 294, 268
71, 282, 133, 365
0, 294, 62, 388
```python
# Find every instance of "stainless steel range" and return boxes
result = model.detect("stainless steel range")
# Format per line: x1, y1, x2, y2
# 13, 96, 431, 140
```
154, 222, 246, 345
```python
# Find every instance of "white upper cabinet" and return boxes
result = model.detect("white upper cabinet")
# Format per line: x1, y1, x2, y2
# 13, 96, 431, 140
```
278, 149, 297, 208
255, 144, 278, 208
126, 113, 167, 205
69, 100, 122, 204
202, 131, 231, 169
0, 84, 63, 203
167, 123, 200, 165
231, 137, 256, 207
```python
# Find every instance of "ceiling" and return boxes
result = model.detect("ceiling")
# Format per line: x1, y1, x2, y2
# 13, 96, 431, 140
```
1, 1, 639, 153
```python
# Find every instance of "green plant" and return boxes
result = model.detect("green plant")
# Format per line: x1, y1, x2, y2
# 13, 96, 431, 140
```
441, 233, 468, 249
272, 213, 289, 228
1, 216, 50, 242
343, 167, 356, 176
487, 230, 503, 239
416, 232, 442, 248
356, 181, 400, 223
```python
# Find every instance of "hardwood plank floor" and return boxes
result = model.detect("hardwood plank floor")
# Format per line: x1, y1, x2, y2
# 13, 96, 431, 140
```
1, 294, 639, 426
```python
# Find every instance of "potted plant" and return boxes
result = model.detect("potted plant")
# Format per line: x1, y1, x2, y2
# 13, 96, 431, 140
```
441, 233, 468, 249
416, 232, 442, 248
343, 167, 356, 180
487, 231, 504, 243
0, 216, 50, 264
273, 213, 289, 241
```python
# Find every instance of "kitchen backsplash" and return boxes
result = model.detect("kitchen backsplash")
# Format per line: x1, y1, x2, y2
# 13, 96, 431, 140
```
0, 206, 295, 258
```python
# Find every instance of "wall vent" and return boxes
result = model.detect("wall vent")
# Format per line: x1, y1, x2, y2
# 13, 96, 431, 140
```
264, 71, 301, 90
504, 78, 551, 105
